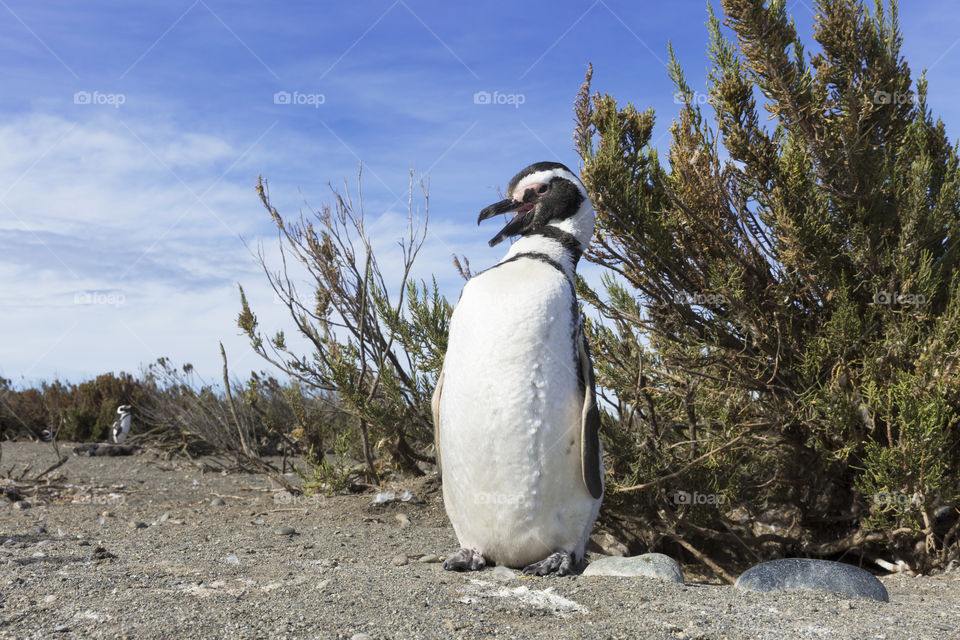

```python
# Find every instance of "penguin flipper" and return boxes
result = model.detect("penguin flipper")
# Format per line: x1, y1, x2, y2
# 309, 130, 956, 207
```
577, 327, 603, 499
431, 363, 445, 477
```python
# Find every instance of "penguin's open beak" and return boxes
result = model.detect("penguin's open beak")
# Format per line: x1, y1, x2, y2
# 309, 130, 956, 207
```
478, 198, 536, 247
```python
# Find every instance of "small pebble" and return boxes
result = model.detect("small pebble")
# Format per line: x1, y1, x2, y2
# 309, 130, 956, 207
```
89, 546, 117, 561
158, 512, 170, 523
128, 521, 147, 530
350, 634, 373, 640
392, 554, 409, 566
53, 626, 70, 633
419, 554, 440, 564
225, 554, 240, 565
209, 498, 226, 507
274, 526, 296, 536
12, 501, 30, 510
395, 513, 411, 528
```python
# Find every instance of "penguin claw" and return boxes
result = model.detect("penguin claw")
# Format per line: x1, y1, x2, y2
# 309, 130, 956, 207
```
441, 548, 487, 572
522, 551, 575, 577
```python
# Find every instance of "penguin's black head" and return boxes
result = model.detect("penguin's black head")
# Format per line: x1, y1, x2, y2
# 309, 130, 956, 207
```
477, 161, 587, 247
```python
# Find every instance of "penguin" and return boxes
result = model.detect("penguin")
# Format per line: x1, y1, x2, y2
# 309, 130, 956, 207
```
432, 161, 603, 576
110, 405, 133, 444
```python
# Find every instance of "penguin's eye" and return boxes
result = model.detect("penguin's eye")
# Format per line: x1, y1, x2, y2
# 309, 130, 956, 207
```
537, 184, 548, 194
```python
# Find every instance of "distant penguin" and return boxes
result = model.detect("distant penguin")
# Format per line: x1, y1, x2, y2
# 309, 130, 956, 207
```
110, 405, 133, 444
433, 161, 603, 576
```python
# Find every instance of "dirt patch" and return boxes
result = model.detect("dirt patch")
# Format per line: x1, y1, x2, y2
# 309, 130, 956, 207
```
1, 442, 958, 639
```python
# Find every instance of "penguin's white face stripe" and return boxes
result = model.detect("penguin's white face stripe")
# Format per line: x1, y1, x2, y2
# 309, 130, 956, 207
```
508, 168, 587, 201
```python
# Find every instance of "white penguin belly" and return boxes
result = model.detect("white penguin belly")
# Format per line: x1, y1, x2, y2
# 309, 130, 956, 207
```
439, 260, 600, 567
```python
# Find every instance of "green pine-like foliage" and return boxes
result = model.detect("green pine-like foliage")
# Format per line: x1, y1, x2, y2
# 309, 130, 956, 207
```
576, 0, 959, 571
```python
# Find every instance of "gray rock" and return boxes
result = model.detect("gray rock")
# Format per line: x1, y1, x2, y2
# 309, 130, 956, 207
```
734, 558, 889, 602
418, 554, 440, 564
392, 553, 409, 566
274, 526, 296, 536
350, 634, 373, 640
12, 501, 31, 510
209, 497, 226, 507
158, 512, 170, 523
128, 521, 147, 530
395, 513, 411, 528
582, 553, 684, 583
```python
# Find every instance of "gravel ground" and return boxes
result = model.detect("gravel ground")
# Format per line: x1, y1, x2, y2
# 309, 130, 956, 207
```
1, 442, 958, 640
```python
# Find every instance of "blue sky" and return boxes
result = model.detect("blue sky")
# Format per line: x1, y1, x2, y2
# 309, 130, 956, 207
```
1, 0, 959, 385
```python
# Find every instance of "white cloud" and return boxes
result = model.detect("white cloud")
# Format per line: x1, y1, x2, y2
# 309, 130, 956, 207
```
0, 112, 289, 383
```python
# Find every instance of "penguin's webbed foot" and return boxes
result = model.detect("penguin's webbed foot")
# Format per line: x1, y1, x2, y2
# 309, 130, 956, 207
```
441, 548, 487, 572
522, 551, 575, 576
